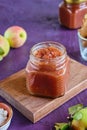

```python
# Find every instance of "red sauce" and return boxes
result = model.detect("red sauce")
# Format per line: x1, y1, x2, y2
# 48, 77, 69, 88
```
59, 1, 87, 29
26, 42, 70, 98
34, 46, 62, 59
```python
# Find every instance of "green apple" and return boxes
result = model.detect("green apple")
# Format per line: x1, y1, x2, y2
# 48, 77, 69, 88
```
71, 107, 87, 130
54, 104, 84, 130
4, 26, 27, 48
0, 35, 10, 61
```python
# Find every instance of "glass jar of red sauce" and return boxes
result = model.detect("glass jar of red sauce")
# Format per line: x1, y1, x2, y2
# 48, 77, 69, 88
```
59, 0, 87, 29
25, 41, 70, 98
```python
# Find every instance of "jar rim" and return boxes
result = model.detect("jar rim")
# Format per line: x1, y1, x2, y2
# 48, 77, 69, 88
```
30, 41, 67, 62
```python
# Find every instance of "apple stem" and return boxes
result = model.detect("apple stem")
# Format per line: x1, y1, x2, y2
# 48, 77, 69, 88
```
67, 115, 73, 128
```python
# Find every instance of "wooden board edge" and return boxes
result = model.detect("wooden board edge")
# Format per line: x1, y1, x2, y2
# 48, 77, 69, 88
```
0, 79, 87, 123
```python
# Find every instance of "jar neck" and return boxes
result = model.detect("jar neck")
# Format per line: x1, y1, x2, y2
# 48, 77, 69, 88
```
29, 41, 67, 71
64, 0, 87, 8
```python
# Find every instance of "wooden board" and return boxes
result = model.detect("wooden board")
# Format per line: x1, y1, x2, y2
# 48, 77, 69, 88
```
0, 59, 87, 123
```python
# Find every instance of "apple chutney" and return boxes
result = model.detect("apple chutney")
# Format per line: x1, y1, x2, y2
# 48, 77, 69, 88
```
25, 41, 70, 98
59, 0, 87, 29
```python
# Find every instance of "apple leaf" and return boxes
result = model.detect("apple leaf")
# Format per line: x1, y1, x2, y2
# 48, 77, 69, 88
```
73, 112, 82, 120
0, 47, 4, 55
68, 104, 83, 116
55, 123, 70, 130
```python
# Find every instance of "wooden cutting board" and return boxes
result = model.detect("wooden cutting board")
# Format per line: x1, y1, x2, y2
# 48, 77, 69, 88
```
0, 59, 87, 123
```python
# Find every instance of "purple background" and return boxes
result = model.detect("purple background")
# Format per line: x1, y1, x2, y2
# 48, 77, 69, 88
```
0, 0, 87, 130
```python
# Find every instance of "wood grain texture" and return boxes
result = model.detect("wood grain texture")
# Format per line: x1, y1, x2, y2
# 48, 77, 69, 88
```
0, 59, 87, 123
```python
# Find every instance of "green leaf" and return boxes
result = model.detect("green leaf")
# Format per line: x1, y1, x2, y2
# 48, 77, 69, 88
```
68, 104, 83, 116
55, 123, 70, 130
0, 47, 4, 55
73, 112, 83, 120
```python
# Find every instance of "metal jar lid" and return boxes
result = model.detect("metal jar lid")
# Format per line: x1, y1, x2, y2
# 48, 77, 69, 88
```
65, 0, 86, 4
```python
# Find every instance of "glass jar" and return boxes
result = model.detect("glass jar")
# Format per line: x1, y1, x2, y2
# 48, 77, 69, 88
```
59, 0, 87, 29
25, 41, 70, 98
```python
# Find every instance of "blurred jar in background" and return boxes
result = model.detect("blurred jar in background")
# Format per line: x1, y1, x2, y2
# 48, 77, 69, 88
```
25, 41, 70, 98
59, 0, 87, 29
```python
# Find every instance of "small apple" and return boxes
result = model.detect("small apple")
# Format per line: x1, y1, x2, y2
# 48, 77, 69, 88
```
71, 107, 87, 130
4, 26, 27, 48
0, 35, 10, 61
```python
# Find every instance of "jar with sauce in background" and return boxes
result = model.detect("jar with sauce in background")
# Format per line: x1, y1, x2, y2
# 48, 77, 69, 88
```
59, 0, 87, 29
25, 41, 70, 98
